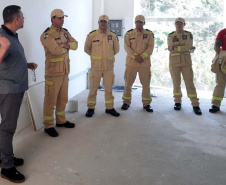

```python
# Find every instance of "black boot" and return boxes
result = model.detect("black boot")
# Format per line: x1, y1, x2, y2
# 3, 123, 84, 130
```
56, 121, 75, 128
193, 106, 202, 115
44, 127, 59, 137
86, 109, 94, 117
121, 103, 130, 110
209, 105, 220, 113
1, 166, 25, 183
106, 108, 120, 117
174, 103, 181, 110
0, 157, 24, 168
143, 105, 153, 112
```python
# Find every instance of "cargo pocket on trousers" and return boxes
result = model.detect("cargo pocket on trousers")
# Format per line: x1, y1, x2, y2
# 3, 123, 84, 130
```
89, 72, 94, 88
45, 79, 54, 96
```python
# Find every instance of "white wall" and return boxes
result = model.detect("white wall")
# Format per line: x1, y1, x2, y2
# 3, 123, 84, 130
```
0, 0, 93, 131
93, 0, 135, 85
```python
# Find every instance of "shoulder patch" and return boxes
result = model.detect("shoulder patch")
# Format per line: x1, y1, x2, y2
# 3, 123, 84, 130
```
43, 33, 48, 39
43, 27, 50, 33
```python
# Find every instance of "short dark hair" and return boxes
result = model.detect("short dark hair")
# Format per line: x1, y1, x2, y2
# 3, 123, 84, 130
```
3, 5, 21, 24
51, 16, 56, 23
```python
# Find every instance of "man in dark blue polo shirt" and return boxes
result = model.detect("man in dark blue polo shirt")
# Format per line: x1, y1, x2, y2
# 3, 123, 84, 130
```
0, 5, 37, 183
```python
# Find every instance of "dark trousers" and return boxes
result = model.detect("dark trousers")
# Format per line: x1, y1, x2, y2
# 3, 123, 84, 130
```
0, 92, 24, 169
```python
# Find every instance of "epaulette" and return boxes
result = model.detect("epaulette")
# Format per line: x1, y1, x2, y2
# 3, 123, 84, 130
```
184, 30, 191, 33
169, 31, 175, 35
109, 30, 116, 35
89, 30, 97, 34
144, 29, 153, 34
88, 30, 99, 37
63, 28, 68, 32
43, 27, 50, 33
44, 28, 56, 35
127, 29, 134, 33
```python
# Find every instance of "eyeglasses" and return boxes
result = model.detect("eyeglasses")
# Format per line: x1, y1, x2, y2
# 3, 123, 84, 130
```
31, 69, 36, 82
175, 22, 184, 25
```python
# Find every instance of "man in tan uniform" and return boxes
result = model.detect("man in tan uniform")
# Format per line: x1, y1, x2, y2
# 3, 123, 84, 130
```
41, 9, 78, 137
168, 17, 202, 115
84, 15, 120, 117
121, 15, 154, 112
209, 28, 226, 113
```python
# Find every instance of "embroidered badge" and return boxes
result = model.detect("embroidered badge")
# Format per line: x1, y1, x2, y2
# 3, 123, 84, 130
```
108, 35, 112, 40
190, 34, 193, 39
64, 33, 69, 39
44, 33, 48, 39
182, 35, 187, 40
143, 34, 147, 39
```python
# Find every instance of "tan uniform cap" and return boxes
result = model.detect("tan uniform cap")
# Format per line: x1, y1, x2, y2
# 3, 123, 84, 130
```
135, 15, 145, 22
175, 17, 185, 23
99, 15, 109, 22
51, 9, 68, 17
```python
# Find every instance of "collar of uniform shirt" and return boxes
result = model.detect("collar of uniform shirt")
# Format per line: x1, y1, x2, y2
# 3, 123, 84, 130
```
99, 29, 107, 34
1, 25, 18, 38
51, 25, 62, 32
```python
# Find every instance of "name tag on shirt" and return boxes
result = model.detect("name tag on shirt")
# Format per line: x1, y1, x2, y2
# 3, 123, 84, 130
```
143, 34, 147, 39
108, 35, 112, 40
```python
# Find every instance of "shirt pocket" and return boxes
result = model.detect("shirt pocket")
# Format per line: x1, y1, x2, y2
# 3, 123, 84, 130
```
92, 41, 101, 54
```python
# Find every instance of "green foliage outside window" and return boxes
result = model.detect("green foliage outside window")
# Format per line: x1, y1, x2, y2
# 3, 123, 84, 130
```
135, 0, 224, 91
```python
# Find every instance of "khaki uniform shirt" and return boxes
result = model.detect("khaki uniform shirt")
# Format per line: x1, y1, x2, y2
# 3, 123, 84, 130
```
40, 25, 78, 76
124, 29, 154, 68
167, 30, 193, 67
84, 29, 119, 70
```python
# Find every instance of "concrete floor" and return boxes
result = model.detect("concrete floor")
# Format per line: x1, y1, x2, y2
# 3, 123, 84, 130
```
1, 88, 226, 185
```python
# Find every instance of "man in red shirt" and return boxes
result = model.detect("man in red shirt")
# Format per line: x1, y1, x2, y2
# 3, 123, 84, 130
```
209, 29, 226, 113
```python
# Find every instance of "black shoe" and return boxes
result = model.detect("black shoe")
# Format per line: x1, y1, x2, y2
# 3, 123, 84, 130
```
1, 166, 25, 183
193, 106, 202, 115
174, 103, 181, 110
0, 157, 24, 168
143, 105, 153, 112
209, 105, 220, 113
44, 127, 58, 137
121, 103, 130, 110
106, 108, 120, 117
56, 121, 75, 128
86, 109, 94, 117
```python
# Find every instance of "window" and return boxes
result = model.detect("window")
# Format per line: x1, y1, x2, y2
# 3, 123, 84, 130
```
134, 0, 224, 91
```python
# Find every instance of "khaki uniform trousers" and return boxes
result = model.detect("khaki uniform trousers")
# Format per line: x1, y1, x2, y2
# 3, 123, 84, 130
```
87, 69, 114, 109
212, 71, 226, 107
170, 65, 199, 106
43, 75, 68, 128
123, 66, 152, 106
